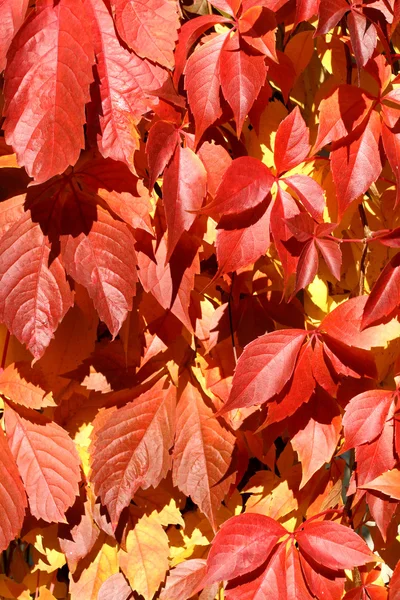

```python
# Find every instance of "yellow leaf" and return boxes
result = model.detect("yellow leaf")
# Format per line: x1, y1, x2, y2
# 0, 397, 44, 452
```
119, 515, 169, 600
132, 477, 185, 527
69, 534, 118, 600
23, 525, 66, 573
37, 588, 57, 600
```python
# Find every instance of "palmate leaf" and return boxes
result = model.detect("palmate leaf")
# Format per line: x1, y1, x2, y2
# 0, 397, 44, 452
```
3, 0, 94, 183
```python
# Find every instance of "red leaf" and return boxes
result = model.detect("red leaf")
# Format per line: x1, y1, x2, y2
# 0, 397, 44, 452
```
160, 559, 207, 600
295, 0, 319, 25
270, 186, 301, 285
322, 296, 395, 350
362, 253, 400, 329
274, 106, 310, 175
172, 377, 235, 530
185, 31, 230, 143
361, 469, 400, 500
342, 390, 393, 451
390, 559, 400, 600
203, 157, 274, 217
315, 238, 342, 281
348, 11, 377, 70
206, 513, 287, 584
290, 390, 341, 487
146, 121, 180, 191
110, 0, 179, 68
225, 543, 287, 600
61, 202, 138, 338
137, 232, 199, 332
90, 381, 176, 527
381, 122, 400, 208
4, 404, 81, 523
0, 0, 28, 72
0, 362, 55, 409
3, 0, 94, 182
98, 573, 133, 600
163, 145, 207, 260
0, 427, 26, 553
316, 0, 349, 35
356, 418, 396, 486
238, 6, 277, 62
86, 0, 166, 170
286, 541, 314, 600
296, 521, 375, 570
0, 211, 74, 359
283, 174, 325, 221
173, 14, 230, 85
314, 85, 374, 154
221, 329, 307, 413
300, 553, 345, 600
197, 141, 232, 197
216, 199, 272, 274
331, 110, 382, 218
220, 33, 267, 136
294, 240, 319, 295
265, 341, 315, 425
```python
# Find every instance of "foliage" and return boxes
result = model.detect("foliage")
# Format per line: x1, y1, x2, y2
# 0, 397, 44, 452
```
2, 0, 400, 598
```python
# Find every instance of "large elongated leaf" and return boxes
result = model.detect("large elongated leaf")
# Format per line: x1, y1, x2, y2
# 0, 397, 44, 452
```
163, 145, 207, 260
0, 427, 27, 552
4, 404, 81, 523
0, 0, 28, 72
296, 521, 375, 570
203, 157, 274, 217
206, 513, 287, 584
111, 0, 179, 68
362, 253, 400, 329
274, 106, 310, 174
342, 389, 393, 451
224, 544, 287, 600
361, 469, 400, 500
85, 0, 165, 170
331, 110, 382, 218
3, 0, 94, 182
119, 515, 170, 600
185, 32, 229, 143
290, 391, 341, 487
0, 211, 74, 359
146, 121, 180, 191
90, 382, 176, 527
221, 329, 307, 412
220, 33, 266, 136
61, 201, 138, 338
314, 85, 374, 153
172, 377, 235, 530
